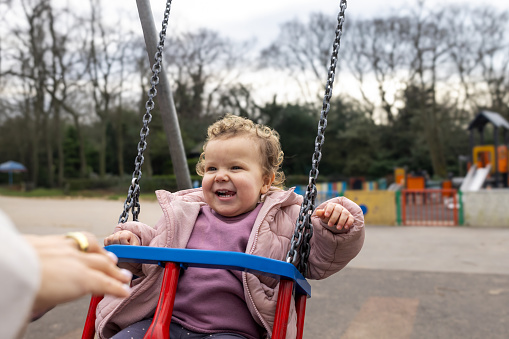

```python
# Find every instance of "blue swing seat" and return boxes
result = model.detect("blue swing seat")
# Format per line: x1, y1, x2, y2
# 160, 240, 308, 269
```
82, 246, 311, 339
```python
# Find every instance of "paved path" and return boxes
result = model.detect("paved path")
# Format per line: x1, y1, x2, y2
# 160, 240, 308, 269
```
1, 196, 508, 338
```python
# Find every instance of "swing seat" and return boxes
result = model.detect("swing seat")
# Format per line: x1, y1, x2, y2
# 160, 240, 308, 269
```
82, 245, 311, 339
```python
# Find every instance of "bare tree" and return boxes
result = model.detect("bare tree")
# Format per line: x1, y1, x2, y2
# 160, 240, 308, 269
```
443, 5, 483, 114
406, 4, 451, 177
259, 13, 338, 104
112, 28, 139, 178
42, 5, 97, 180
217, 83, 258, 119
85, 0, 130, 177
13, 0, 52, 186
472, 7, 509, 116
346, 16, 412, 124
345, 2, 457, 177
165, 28, 249, 119
5, 0, 90, 187
44, 3, 83, 186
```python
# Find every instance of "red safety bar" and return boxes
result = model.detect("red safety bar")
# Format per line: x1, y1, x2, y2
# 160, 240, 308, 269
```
272, 279, 294, 339
82, 295, 103, 339
144, 262, 180, 338
295, 292, 307, 339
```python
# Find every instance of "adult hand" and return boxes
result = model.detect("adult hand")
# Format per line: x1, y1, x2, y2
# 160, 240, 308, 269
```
24, 232, 132, 314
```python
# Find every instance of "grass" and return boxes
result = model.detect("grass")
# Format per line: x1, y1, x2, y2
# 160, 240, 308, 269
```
0, 186, 157, 201
0, 187, 65, 197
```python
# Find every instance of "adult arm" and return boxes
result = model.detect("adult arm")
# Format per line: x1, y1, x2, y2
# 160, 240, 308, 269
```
0, 210, 132, 339
0, 210, 40, 339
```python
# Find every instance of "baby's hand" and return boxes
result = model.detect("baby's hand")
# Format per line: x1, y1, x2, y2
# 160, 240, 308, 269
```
315, 202, 354, 231
104, 230, 140, 246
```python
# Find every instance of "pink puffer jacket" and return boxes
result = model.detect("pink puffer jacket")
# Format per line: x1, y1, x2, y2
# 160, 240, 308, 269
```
96, 187, 365, 339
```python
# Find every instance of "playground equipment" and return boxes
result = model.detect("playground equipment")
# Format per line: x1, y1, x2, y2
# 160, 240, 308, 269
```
82, 0, 351, 338
82, 247, 311, 339
466, 111, 509, 189
460, 163, 492, 192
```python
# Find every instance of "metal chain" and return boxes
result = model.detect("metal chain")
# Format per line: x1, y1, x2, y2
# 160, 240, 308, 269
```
286, 0, 348, 275
119, 0, 173, 224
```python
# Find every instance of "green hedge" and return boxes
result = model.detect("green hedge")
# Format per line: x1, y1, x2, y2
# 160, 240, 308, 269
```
62, 172, 330, 194
284, 174, 311, 188
66, 174, 202, 194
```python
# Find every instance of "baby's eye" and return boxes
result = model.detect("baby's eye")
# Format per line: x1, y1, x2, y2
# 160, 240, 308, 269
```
232, 166, 243, 170
206, 166, 217, 172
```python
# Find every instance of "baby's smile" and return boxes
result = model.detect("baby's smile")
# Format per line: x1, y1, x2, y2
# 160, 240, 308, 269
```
215, 190, 236, 198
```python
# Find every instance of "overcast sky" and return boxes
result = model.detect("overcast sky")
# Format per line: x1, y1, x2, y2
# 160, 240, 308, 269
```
120, 0, 507, 104
45, 0, 508, 104
139, 0, 509, 48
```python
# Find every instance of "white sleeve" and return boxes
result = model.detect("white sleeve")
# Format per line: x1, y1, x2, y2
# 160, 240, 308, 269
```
0, 209, 41, 339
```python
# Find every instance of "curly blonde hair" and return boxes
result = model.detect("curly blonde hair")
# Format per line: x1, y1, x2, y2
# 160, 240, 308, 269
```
196, 114, 285, 188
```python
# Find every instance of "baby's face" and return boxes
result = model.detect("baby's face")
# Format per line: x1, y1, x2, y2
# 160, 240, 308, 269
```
201, 136, 272, 217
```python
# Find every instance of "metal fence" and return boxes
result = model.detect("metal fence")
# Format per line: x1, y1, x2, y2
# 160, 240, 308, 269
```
399, 189, 460, 226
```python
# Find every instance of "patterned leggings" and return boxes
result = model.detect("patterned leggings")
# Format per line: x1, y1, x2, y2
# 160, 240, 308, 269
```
110, 318, 249, 339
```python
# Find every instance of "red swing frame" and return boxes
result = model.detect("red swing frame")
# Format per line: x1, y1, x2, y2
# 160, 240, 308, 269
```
82, 246, 311, 339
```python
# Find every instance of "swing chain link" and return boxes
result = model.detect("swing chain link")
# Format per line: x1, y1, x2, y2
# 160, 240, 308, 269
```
286, 0, 347, 275
118, 0, 173, 224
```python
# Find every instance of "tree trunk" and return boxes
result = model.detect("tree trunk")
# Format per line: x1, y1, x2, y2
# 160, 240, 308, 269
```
99, 116, 107, 177
29, 102, 39, 187
116, 107, 124, 177
422, 107, 447, 178
44, 113, 54, 187
70, 114, 88, 178
54, 104, 64, 187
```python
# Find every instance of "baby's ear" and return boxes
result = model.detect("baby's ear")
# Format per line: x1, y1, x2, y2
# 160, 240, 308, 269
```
261, 173, 276, 194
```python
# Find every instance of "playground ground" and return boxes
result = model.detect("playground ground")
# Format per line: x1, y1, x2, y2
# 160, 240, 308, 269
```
1, 195, 508, 339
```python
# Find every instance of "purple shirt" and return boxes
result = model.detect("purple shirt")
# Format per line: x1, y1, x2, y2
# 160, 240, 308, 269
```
171, 204, 264, 339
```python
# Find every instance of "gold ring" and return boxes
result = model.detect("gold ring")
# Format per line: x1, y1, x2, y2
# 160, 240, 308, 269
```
66, 232, 89, 252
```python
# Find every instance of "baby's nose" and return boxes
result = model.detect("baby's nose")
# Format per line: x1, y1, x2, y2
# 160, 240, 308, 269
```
215, 170, 229, 182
